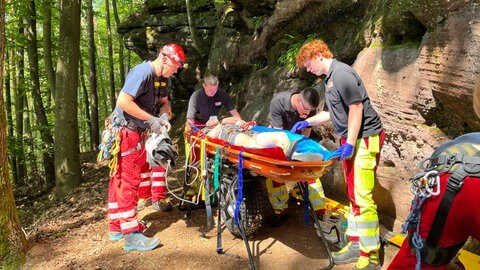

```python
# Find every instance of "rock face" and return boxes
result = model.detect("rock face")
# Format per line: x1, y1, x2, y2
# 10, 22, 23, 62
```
118, 0, 480, 230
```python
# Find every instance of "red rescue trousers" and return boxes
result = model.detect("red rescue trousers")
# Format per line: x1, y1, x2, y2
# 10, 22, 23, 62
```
137, 166, 167, 202
107, 128, 149, 235
388, 174, 480, 269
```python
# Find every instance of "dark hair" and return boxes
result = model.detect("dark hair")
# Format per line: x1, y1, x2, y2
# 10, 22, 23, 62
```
300, 87, 320, 108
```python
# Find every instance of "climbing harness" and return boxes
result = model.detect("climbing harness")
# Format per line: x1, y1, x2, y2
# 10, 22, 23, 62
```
97, 111, 126, 176
402, 132, 480, 269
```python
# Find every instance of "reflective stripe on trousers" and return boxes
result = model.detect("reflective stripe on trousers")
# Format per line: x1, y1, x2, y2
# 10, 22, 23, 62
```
137, 167, 167, 202
342, 130, 384, 254
151, 167, 167, 201
137, 172, 152, 200
107, 127, 148, 235
266, 179, 289, 214
266, 178, 325, 214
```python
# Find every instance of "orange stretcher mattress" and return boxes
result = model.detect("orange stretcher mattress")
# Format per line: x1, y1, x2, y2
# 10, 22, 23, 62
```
186, 132, 333, 183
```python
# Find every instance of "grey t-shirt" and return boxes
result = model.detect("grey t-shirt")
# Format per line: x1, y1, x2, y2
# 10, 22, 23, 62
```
186, 87, 235, 124
324, 60, 382, 138
269, 91, 316, 131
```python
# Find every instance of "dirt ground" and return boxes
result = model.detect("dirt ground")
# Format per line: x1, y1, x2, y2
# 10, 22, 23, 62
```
20, 152, 400, 270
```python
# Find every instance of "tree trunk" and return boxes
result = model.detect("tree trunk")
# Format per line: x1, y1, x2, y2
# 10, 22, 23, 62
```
0, 0, 29, 266
105, 0, 116, 110
14, 26, 26, 185
42, 0, 56, 102
55, 0, 82, 198
23, 99, 39, 178
111, 0, 125, 85
79, 57, 91, 151
186, 0, 207, 57
5, 49, 18, 183
86, 0, 99, 150
25, 0, 56, 190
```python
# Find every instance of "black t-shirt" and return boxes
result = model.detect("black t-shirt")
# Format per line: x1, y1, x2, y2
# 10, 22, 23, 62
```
269, 90, 316, 131
186, 87, 235, 124
324, 60, 382, 138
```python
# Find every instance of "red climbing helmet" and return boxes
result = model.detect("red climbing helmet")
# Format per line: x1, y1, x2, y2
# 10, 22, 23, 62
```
160, 43, 186, 68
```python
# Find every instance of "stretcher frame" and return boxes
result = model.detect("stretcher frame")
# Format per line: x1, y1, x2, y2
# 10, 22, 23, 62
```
182, 131, 336, 270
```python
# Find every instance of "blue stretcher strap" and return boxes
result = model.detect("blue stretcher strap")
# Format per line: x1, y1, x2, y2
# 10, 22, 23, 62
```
234, 151, 244, 226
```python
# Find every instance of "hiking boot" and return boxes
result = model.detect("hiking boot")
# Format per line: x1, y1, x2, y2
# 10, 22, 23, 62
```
314, 220, 340, 243
123, 232, 161, 252
332, 241, 360, 264
152, 199, 173, 212
353, 255, 381, 270
109, 231, 123, 241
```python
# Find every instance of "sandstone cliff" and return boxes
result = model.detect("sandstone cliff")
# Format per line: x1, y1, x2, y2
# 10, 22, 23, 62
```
118, 0, 480, 231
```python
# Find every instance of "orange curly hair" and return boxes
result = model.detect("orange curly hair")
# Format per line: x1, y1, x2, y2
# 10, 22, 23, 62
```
296, 40, 334, 68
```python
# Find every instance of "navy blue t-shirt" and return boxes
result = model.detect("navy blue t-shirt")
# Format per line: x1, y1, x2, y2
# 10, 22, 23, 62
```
114, 61, 165, 129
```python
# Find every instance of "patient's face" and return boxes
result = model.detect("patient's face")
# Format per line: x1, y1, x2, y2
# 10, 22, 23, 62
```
204, 84, 219, 97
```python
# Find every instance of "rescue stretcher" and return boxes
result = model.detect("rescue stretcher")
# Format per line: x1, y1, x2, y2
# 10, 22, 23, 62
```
189, 133, 333, 183
180, 128, 337, 270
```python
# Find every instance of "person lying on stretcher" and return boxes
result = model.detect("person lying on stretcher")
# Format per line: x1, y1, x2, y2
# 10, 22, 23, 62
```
206, 120, 338, 161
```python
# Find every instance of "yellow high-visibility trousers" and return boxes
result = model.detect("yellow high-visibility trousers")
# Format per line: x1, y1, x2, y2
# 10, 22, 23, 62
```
342, 131, 384, 255
266, 178, 326, 214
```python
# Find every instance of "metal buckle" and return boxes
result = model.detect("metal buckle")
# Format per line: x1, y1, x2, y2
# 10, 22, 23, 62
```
446, 172, 464, 193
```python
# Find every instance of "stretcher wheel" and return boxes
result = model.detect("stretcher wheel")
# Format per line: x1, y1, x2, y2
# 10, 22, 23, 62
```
219, 172, 271, 237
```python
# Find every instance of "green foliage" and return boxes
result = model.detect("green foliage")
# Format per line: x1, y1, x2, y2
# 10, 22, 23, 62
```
252, 16, 264, 29
278, 34, 319, 71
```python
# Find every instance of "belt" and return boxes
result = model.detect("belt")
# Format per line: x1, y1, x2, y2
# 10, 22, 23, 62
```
126, 120, 146, 133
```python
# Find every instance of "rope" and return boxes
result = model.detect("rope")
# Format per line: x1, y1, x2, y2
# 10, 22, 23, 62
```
201, 139, 206, 201
402, 170, 440, 270
108, 134, 121, 177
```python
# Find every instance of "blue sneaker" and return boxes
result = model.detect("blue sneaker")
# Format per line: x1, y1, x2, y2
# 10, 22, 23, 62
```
109, 231, 123, 241
123, 232, 161, 252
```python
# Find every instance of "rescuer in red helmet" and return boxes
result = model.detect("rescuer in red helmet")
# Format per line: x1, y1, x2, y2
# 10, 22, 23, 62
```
106, 43, 186, 252
136, 44, 187, 214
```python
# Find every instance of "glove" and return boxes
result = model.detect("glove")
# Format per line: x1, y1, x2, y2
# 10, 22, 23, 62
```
290, 120, 309, 133
146, 113, 171, 134
334, 143, 354, 160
